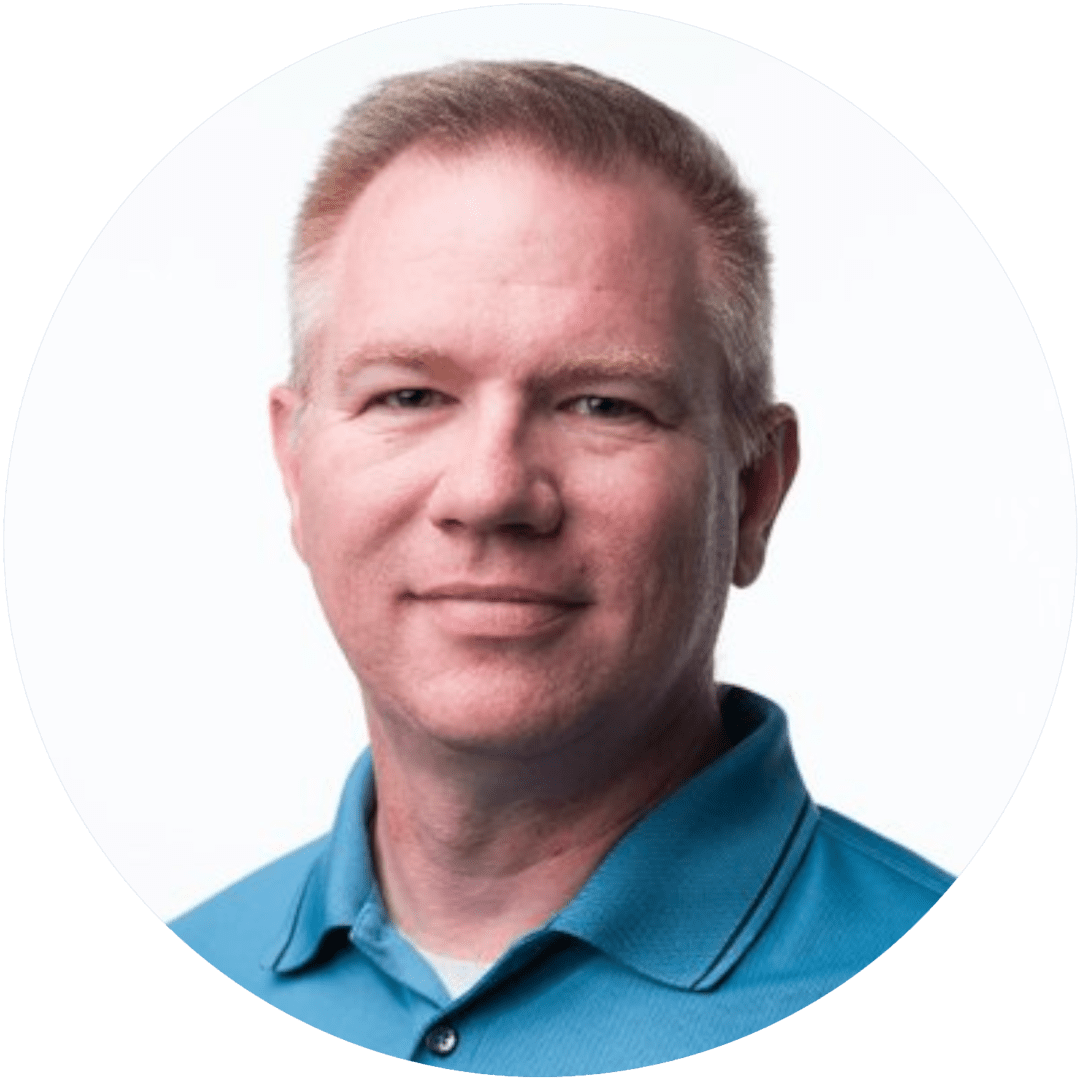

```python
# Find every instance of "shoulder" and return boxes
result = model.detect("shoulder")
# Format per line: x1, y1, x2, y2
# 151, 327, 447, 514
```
169, 838, 328, 979
815, 806, 955, 897
751, 805, 954, 978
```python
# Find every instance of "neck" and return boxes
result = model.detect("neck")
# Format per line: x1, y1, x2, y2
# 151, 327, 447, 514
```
367, 680, 726, 962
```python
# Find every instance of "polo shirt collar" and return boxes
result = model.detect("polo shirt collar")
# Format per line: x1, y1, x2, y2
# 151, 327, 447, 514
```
263, 752, 379, 973
550, 687, 817, 989
265, 686, 817, 991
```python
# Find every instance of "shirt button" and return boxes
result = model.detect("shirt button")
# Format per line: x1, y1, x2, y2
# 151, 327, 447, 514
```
425, 1024, 459, 1056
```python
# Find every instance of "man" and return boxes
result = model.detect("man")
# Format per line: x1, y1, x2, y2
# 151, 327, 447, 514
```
172, 60, 952, 1074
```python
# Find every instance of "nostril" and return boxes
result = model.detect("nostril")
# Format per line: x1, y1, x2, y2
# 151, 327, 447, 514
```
427, 452, 563, 537
504, 518, 559, 540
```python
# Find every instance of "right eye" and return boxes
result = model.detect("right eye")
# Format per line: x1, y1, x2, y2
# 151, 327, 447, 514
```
375, 388, 449, 409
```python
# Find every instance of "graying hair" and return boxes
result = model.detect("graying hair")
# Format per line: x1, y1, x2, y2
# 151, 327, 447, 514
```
290, 60, 774, 463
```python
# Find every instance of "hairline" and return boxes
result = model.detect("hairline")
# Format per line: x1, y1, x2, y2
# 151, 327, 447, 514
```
287, 69, 775, 465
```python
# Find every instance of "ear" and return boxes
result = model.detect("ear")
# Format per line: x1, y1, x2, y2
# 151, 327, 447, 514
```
732, 405, 799, 588
269, 384, 308, 561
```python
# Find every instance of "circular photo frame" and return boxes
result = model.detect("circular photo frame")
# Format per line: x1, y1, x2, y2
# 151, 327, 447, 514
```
4, 4, 1075, 1077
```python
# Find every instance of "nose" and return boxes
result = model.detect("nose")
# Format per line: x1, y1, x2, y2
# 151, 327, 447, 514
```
427, 398, 563, 539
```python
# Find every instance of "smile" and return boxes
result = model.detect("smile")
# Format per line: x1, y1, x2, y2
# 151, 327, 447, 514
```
405, 584, 590, 639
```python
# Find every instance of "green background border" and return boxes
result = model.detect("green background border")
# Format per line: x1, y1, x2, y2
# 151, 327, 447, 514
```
4, 4, 1075, 1075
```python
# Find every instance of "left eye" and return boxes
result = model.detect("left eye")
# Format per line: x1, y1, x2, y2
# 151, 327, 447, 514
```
568, 396, 646, 420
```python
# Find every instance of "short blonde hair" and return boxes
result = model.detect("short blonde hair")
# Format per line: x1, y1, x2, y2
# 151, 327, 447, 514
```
290, 60, 774, 463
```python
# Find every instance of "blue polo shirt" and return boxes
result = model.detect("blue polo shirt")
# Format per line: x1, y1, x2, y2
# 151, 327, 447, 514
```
171, 687, 953, 1074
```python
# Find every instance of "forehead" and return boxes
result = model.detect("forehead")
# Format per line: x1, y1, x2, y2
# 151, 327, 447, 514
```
316, 143, 714, 389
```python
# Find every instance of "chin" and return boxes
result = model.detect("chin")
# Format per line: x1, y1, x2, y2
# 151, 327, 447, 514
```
373, 667, 608, 759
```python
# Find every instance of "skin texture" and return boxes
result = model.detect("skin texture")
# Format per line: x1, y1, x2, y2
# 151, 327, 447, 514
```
271, 145, 798, 961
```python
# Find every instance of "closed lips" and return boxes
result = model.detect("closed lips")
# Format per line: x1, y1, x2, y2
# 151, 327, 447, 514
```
409, 584, 589, 606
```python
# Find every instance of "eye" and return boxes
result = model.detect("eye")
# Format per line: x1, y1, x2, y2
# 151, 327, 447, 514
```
567, 395, 649, 421
376, 388, 449, 409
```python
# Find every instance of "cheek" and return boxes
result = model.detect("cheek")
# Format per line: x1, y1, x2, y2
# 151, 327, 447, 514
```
296, 438, 432, 587
574, 446, 727, 605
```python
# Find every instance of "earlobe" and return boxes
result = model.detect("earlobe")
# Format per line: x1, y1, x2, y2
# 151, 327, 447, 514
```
732, 406, 799, 588
269, 385, 308, 560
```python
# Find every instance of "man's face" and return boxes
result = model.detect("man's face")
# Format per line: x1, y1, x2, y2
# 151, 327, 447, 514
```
272, 145, 746, 757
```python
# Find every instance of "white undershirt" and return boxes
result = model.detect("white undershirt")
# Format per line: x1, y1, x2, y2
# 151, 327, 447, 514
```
399, 930, 496, 998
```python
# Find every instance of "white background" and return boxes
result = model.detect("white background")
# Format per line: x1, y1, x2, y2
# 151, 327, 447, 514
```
3, 3, 1073, 919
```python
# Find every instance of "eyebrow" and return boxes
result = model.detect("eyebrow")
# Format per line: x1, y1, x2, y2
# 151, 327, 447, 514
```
331, 345, 690, 399
332, 346, 444, 397
538, 354, 682, 392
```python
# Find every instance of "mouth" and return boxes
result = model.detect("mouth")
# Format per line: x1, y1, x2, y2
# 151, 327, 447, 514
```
405, 583, 591, 639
